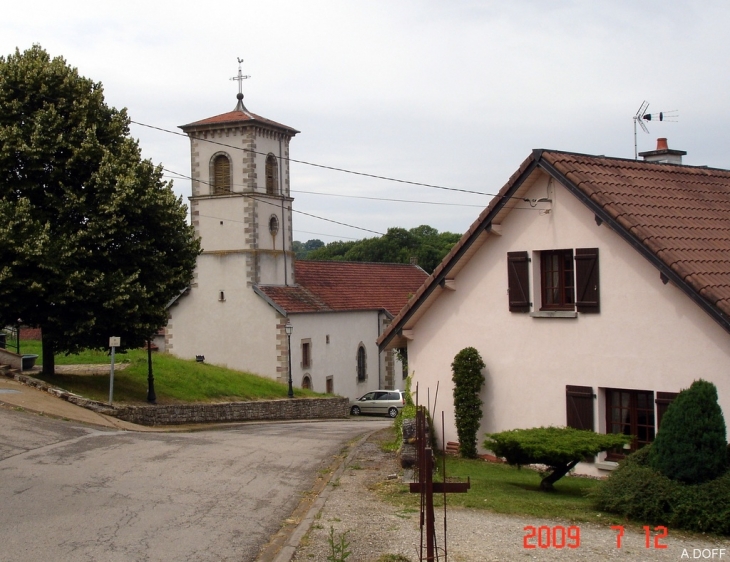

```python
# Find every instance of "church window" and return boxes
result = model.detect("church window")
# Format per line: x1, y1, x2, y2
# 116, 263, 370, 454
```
302, 375, 312, 390
269, 215, 279, 236
212, 154, 231, 195
266, 154, 278, 195
302, 341, 311, 369
356, 344, 367, 382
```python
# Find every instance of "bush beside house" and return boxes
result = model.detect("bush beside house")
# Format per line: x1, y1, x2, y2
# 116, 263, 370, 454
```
451, 347, 485, 459
595, 380, 730, 535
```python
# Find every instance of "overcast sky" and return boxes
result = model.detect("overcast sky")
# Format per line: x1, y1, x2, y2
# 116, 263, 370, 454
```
4, 1, 729, 242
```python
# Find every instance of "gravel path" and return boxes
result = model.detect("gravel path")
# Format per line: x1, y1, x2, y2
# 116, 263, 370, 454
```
292, 429, 730, 562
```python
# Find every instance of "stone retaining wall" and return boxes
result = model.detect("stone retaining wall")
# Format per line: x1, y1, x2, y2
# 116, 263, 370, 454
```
108, 397, 350, 426
3, 371, 349, 426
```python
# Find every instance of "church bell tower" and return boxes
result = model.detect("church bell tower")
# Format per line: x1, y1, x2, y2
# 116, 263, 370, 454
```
180, 60, 299, 287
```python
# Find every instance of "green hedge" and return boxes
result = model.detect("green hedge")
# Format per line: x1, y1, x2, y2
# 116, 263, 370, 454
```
593, 445, 730, 535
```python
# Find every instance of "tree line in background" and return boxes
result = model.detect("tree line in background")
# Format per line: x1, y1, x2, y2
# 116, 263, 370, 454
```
293, 225, 461, 273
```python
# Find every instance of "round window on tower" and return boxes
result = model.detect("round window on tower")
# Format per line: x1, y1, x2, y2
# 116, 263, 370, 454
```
269, 215, 279, 236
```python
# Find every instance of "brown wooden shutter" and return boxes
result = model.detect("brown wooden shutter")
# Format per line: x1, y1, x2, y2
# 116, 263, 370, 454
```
575, 248, 600, 313
656, 392, 679, 430
566, 385, 595, 431
507, 251, 530, 312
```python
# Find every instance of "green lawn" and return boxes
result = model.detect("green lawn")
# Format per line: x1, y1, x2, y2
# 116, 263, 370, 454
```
375, 427, 624, 525
20, 340, 323, 404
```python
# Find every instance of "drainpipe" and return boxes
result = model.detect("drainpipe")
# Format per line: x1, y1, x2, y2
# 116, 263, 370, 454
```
377, 312, 383, 389
279, 137, 288, 286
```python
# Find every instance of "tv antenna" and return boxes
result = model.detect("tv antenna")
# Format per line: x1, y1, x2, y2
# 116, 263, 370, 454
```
633, 101, 678, 159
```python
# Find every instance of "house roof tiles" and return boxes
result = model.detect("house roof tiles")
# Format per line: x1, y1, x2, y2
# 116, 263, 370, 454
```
379, 149, 730, 349
257, 260, 428, 316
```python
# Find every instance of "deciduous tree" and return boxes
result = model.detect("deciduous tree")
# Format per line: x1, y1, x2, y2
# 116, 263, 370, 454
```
0, 45, 200, 374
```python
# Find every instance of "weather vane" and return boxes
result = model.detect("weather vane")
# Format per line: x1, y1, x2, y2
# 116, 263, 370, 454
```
633, 101, 678, 159
230, 57, 250, 96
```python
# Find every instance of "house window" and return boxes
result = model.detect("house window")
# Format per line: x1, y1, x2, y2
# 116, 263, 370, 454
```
541, 250, 574, 309
605, 388, 655, 460
356, 345, 366, 382
326, 376, 333, 394
212, 154, 231, 195
507, 248, 600, 313
266, 154, 278, 195
301, 341, 311, 369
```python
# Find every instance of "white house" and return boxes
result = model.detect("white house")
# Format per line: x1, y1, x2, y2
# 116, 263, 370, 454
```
378, 139, 730, 474
165, 88, 426, 399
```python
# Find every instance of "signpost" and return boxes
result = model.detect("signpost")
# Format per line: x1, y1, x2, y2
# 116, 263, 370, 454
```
109, 337, 120, 404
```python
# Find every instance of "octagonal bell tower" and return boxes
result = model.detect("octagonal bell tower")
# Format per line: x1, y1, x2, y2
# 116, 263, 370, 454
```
180, 63, 299, 288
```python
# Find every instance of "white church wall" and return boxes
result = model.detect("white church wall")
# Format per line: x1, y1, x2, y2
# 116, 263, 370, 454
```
167, 253, 280, 378
195, 195, 249, 251
288, 310, 382, 400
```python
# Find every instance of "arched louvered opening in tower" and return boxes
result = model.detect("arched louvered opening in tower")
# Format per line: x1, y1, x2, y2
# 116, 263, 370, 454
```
266, 153, 278, 195
212, 154, 231, 195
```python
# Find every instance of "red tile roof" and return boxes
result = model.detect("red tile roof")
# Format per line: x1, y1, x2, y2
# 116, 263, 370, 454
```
257, 261, 428, 315
543, 151, 730, 319
379, 149, 730, 349
180, 109, 299, 135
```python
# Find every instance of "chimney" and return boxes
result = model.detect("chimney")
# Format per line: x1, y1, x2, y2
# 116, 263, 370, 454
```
638, 138, 686, 165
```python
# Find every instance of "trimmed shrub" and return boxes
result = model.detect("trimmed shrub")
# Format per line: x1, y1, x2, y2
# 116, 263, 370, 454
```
594, 445, 730, 535
672, 471, 730, 535
485, 426, 629, 491
649, 379, 728, 484
593, 446, 679, 524
451, 347, 485, 459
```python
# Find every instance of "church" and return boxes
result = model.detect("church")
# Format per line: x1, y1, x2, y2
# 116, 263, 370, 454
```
164, 72, 426, 400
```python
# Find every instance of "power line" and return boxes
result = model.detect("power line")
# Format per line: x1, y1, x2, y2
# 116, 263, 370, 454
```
291, 189, 486, 208
293, 230, 359, 241
161, 175, 486, 209
162, 167, 385, 236
132, 120, 494, 197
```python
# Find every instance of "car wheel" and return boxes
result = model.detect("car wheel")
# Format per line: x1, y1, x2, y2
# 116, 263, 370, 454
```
351, 406, 361, 416
388, 407, 398, 418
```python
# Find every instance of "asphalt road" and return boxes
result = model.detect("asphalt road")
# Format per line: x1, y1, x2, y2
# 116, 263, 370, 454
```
0, 407, 389, 562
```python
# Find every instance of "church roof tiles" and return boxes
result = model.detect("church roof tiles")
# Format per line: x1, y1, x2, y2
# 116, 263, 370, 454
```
180, 109, 299, 135
257, 261, 428, 316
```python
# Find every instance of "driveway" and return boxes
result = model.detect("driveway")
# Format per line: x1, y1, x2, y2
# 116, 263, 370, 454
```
0, 407, 389, 561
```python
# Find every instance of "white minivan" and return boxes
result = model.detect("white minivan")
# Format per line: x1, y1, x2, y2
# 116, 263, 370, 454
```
349, 390, 406, 418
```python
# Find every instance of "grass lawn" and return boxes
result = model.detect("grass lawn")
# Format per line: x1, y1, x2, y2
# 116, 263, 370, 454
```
376, 428, 623, 525
20, 340, 323, 404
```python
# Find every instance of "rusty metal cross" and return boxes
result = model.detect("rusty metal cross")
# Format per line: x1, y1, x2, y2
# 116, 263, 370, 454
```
409, 407, 470, 561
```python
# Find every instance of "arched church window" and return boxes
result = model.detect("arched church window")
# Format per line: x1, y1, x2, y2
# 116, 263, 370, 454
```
265, 154, 278, 195
356, 344, 367, 382
212, 154, 231, 195
269, 215, 279, 236
302, 375, 312, 390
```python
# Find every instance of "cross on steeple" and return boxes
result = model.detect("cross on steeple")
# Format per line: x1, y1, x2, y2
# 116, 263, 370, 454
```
231, 58, 251, 111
